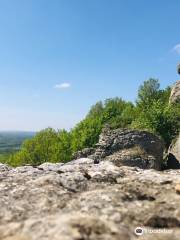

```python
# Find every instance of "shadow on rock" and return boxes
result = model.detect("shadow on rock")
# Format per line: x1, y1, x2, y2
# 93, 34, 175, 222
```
167, 153, 180, 169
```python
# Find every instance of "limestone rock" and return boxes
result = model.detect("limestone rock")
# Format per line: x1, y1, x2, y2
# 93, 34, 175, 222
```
168, 134, 180, 169
80, 128, 164, 170
0, 160, 180, 239
169, 80, 180, 104
167, 77, 180, 168
73, 148, 95, 159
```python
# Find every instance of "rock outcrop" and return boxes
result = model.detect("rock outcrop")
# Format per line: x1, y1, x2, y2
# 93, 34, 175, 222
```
168, 67, 180, 168
169, 80, 180, 104
75, 128, 164, 170
73, 147, 95, 159
0, 160, 180, 240
168, 134, 180, 168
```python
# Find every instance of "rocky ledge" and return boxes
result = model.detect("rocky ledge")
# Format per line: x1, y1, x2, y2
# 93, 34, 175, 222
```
0, 157, 180, 240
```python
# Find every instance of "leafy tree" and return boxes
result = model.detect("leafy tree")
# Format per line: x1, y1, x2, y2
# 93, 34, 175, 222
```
106, 102, 135, 129
87, 101, 104, 118
71, 115, 103, 152
10, 128, 72, 166
133, 102, 179, 147
57, 129, 72, 162
71, 98, 136, 152
137, 78, 160, 107
102, 98, 127, 122
132, 83, 179, 147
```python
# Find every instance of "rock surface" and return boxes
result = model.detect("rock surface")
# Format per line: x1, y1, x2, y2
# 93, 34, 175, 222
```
73, 148, 95, 160
168, 134, 180, 168
0, 160, 180, 240
76, 128, 164, 170
169, 80, 180, 104
167, 76, 180, 168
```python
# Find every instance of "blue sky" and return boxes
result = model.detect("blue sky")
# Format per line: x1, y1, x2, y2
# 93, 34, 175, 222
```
0, 0, 179, 131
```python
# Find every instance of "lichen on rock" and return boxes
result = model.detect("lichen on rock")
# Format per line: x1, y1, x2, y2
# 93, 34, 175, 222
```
0, 160, 180, 240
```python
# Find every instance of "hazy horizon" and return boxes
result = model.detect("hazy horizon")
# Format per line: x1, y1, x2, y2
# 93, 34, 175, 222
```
0, 130, 36, 133
0, 0, 179, 131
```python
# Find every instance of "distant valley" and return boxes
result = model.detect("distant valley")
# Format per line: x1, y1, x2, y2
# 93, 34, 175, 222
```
0, 131, 35, 163
0, 131, 35, 154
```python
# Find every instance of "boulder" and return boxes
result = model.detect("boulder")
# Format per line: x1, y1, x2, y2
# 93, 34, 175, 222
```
167, 134, 180, 169
88, 128, 164, 170
72, 148, 95, 159
167, 76, 180, 169
169, 80, 180, 104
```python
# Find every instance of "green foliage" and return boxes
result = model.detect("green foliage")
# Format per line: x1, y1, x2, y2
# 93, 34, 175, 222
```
0, 153, 11, 164
105, 101, 135, 129
57, 129, 72, 162
137, 78, 160, 107
71, 116, 103, 152
132, 101, 180, 147
8, 78, 180, 166
87, 101, 104, 118
9, 128, 72, 166
71, 98, 135, 152
132, 79, 179, 147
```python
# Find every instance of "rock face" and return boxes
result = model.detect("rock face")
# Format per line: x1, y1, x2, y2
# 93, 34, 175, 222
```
168, 134, 180, 168
0, 161, 180, 240
169, 80, 180, 104
73, 148, 95, 160
76, 128, 164, 170
168, 74, 180, 168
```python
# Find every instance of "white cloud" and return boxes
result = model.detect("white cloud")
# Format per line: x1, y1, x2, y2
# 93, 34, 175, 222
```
54, 83, 71, 89
172, 44, 180, 54
32, 93, 40, 99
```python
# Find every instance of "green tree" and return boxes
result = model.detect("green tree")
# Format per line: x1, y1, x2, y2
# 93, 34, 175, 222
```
132, 100, 180, 147
57, 129, 72, 162
71, 116, 103, 152
102, 98, 127, 122
106, 101, 135, 129
132, 79, 178, 147
137, 78, 160, 107
10, 128, 72, 166
87, 101, 104, 118
71, 97, 136, 153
